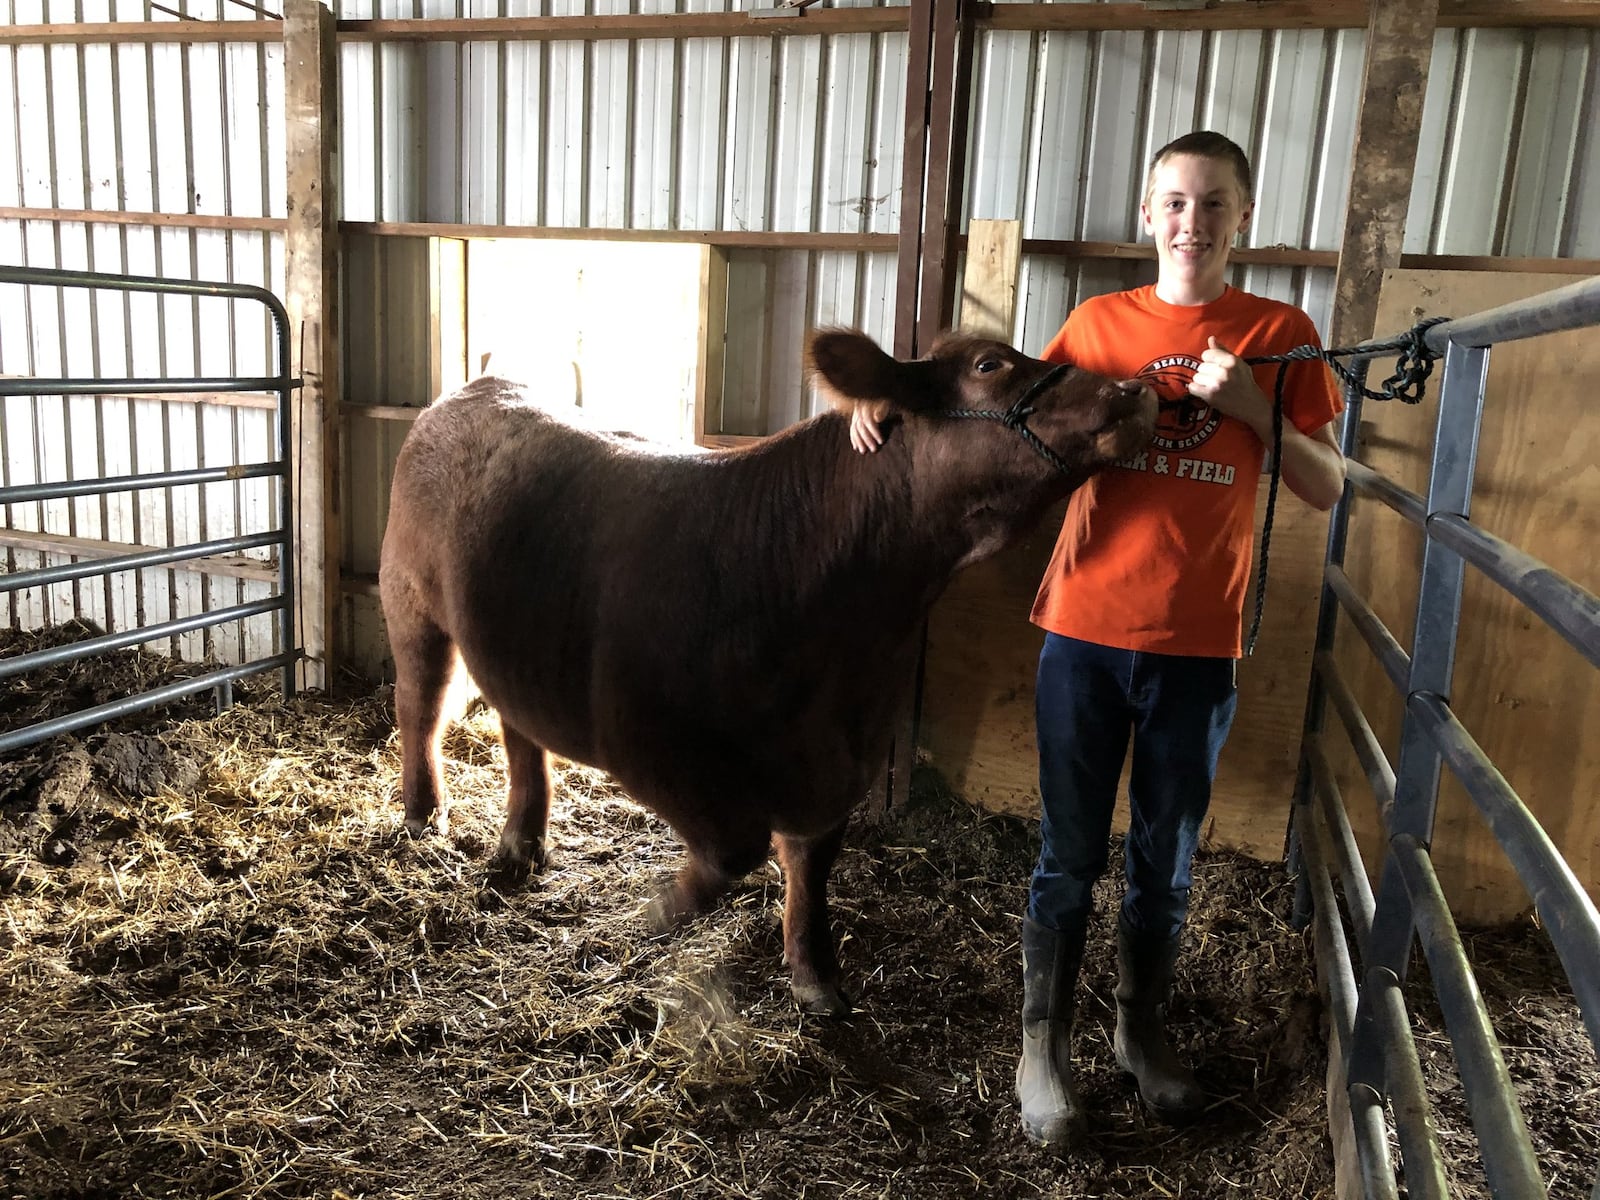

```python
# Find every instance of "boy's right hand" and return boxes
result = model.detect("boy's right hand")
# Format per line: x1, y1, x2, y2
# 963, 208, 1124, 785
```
849, 401, 891, 454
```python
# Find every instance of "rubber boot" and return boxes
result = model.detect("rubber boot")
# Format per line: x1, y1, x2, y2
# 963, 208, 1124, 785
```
1016, 914, 1088, 1153
1113, 915, 1205, 1123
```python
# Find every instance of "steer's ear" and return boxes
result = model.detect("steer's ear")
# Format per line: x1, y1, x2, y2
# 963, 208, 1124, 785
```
807, 328, 942, 413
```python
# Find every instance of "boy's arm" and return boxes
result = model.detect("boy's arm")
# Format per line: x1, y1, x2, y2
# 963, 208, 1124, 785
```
1189, 336, 1346, 511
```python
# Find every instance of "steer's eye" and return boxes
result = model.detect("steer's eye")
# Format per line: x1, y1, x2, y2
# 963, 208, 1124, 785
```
975, 357, 1003, 374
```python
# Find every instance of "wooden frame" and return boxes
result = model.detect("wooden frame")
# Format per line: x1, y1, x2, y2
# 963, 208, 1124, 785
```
283, 0, 341, 692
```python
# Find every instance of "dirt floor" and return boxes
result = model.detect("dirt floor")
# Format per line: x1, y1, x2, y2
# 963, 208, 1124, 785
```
1, 622, 1595, 1199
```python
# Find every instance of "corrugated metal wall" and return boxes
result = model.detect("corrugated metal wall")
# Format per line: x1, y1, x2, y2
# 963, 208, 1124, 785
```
2, 5, 1597, 663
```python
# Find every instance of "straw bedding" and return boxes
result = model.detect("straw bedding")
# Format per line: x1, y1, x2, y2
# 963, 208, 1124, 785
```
2, 622, 1593, 1199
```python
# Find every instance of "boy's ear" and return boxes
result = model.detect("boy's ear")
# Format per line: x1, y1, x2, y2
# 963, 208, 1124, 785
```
1237, 198, 1254, 233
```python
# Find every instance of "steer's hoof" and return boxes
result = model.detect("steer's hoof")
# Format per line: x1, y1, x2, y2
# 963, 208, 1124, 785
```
485, 851, 533, 891
791, 980, 851, 1017
403, 808, 447, 839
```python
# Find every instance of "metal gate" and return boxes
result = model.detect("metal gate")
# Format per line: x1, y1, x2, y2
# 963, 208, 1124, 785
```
1291, 275, 1600, 1199
0, 265, 299, 756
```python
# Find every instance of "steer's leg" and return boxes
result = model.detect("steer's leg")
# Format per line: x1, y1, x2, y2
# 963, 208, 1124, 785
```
648, 810, 771, 934
774, 822, 850, 1016
390, 617, 456, 838
490, 722, 551, 885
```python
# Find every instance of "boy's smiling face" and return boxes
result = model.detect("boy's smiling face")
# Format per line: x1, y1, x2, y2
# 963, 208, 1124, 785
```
1141, 153, 1254, 306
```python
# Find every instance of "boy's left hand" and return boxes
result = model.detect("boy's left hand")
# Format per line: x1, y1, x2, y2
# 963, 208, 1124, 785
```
1187, 336, 1269, 435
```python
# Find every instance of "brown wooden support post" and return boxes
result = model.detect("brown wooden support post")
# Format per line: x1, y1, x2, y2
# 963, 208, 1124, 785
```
284, 0, 342, 691
1329, 0, 1439, 349
916, 0, 976, 352
893, 0, 935, 361
1323, 5, 1438, 1195
875, 0, 977, 816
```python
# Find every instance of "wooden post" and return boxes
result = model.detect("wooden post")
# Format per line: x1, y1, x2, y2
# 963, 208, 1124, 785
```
283, 0, 341, 691
1329, 0, 1439, 349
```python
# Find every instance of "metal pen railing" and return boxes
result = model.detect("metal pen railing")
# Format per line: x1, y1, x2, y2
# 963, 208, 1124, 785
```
1288, 274, 1600, 1200
0, 265, 301, 756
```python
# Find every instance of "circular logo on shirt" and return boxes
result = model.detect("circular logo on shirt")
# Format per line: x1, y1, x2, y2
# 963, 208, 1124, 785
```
1139, 354, 1222, 452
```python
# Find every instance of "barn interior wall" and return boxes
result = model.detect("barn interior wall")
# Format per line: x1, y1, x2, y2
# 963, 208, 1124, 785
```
2, 7, 1598, 914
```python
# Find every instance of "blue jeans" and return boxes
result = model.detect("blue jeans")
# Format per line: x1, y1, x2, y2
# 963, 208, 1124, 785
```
1028, 632, 1238, 941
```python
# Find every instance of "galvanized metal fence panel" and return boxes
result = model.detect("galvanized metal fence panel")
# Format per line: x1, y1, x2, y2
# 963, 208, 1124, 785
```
0, 264, 299, 757
1291, 273, 1600, 1200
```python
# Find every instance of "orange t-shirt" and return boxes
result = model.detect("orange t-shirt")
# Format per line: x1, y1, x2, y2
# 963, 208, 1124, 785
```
1030, 284, 1343, 658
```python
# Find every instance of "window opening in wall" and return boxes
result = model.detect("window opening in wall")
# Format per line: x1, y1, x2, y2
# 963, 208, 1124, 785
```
465, 239, 706, 447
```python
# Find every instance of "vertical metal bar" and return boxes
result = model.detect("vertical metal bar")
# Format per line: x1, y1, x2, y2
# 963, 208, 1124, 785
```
272, 281, 297, 699
1348, 336, 1489, 1115
1369, 338, 1489, 973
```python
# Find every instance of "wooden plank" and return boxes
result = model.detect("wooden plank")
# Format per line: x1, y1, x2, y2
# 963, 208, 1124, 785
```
921, 215, 1341, 856
0, 527, 278, 582
1337, 269, 1599, 925
960, 219, 1022, 341
335, 8, 910, 41
694, 245, 729, 447
1329, 0, 1440, 349
982, 0, 1600, 32
0, 21, 285, 46
0, 206, 285, 231
340, 222, 896, 252
283, 0, 341, 691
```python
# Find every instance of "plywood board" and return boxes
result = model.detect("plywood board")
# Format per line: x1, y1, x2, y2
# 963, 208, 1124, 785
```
1333, 269, 1599, 924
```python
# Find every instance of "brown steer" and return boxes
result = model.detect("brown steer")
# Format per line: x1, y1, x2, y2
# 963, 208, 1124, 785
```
379, 328, 1155, 1014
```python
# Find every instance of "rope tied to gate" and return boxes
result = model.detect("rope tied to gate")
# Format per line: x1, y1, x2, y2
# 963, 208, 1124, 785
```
1240, 315, 1450, 657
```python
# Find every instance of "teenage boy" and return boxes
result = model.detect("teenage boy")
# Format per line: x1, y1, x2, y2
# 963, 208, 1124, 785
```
850, 131, 1345, 1153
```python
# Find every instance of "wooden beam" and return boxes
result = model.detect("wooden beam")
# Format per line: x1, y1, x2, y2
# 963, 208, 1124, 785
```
0, 528, 278, 583
284, 0, 341, 691
1330, 1, 1441, 349
339, 222, 895, 253
0, 20, 283, 46
336, 8, 908, 41
0, 206, 285, 232
980, 0, 1600, 31
4, 1, 1595, 47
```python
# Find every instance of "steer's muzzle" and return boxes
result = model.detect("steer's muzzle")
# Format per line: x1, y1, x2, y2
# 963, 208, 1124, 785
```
1094, 379, 1158, 460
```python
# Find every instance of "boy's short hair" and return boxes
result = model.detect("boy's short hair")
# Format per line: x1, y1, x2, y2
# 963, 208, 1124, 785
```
1145, 131, 1254, 202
